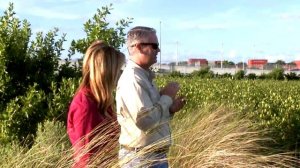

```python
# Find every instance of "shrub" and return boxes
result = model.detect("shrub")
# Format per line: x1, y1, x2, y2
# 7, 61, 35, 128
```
169, 105, 299, 167
218, 72, 232, 79
284, 72, 299, 80
267, 68, 285, 80
0, 120, 72, 168
258, 73, 268, 80
247, 73, 257, 80
168, 71, 183, 77
234, 70, 245, 80
1, 84, 47, 146
191, 67, 214, 78
0, 2, 131, 147
47, 78, 79, 123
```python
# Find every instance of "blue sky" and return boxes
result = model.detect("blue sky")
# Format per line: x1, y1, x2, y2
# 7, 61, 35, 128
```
1, 0, 300, 63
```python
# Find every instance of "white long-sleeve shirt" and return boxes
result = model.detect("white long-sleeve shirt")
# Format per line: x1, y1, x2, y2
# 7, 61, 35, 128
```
116, 60, 173, 148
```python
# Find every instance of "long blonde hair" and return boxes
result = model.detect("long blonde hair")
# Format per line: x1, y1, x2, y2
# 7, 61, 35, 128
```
78, 40, 125, 115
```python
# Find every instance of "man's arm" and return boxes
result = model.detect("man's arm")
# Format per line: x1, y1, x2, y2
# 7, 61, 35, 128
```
118, 78, 174, 132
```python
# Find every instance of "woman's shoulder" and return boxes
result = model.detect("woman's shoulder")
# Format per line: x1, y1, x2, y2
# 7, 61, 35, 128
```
70, 87, 95, 107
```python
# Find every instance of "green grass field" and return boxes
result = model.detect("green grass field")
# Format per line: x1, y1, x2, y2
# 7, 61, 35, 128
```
1, 77, 300, 167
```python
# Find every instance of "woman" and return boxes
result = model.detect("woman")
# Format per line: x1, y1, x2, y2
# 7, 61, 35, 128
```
67, 40, 125, 167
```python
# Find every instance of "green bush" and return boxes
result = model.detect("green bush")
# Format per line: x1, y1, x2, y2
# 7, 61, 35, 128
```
1, 84, 47, 146
247, 73, 257, 80
284, 72, 299, 80
47, 78, 79, 123
258, 73, 268, 80
0, 43, 10, 108
191, 67, 214, 78
168, 71, 184, 77
233, 70, 245, 80
267, 68, 284, 80
0, 2, 131, 147
157, 77, 300, 150
218, 73, 232, 79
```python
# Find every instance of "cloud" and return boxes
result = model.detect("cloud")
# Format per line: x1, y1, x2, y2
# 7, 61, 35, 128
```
112, 0, 140, 2
178, 22, 228, 30
277, 10, 300, 21
26, 6, 81, 20
207, 50, 222, 56
0, 1, 82, 20
228, 50, 238, 59
215, 7, 242, 19
130, 17, 160, 29
174, 7, 252, 31
279, 13, 300, 21
255, 49, 266, 54
294, 54, 300, 61
0, 1, 8, 10
61, 0, 82, 2
264, 54, 289, 63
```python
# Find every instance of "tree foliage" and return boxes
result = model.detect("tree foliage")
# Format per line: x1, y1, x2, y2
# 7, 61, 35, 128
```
233, 70, 245, 80
0, 3, 131, 146
267, 68, 285, 80
69, 4, 132, 55
191, 67, 214, 78
275, 60, 286, 66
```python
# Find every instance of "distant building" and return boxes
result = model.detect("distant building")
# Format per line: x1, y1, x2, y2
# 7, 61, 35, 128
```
294, 60, 300, 69
236, 62, 247, 69
248, 59, 268, 69
214, 61, 221, 65
188, 58, 208, 66
213, 61, 222, 68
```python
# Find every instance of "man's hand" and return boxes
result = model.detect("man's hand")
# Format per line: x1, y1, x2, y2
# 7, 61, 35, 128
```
160, 82, 180, 100
169, 96, 186, 114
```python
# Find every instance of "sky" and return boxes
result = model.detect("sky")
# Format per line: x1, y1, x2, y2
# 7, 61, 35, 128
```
1, 0, 300, 64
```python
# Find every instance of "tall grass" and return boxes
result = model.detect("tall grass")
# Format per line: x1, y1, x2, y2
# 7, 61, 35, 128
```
1, 104, 299, 167
169, 105, 299, 167
0, 121, 73, 168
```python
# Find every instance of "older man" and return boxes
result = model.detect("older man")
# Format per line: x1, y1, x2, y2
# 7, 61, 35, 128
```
116, 26, 185, 168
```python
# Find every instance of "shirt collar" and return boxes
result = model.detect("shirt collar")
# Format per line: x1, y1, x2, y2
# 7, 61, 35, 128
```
127, 60, 155, 81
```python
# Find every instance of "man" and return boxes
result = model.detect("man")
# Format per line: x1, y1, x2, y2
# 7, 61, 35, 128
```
116, 26, 185, 168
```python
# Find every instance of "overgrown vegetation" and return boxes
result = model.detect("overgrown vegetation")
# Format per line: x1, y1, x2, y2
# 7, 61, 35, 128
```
1, 2, 300, 168
156, 77, 300, 150
167, 67, 300, 80
0, 3, 132, 147
1, 104, 299, 167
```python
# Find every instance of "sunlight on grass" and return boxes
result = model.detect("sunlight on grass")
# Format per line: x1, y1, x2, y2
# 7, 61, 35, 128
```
1, 104, 299, 167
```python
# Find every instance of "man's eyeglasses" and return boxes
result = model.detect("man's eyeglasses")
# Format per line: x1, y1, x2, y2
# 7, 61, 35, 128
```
131, 43, 159, 50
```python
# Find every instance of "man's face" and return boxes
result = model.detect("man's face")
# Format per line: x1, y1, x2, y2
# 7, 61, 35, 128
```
138, 33, 160, 68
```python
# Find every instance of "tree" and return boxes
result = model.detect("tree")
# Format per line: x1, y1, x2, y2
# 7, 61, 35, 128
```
191, 67, 214, 78
236, 62, 247, 68
247, 73, 257, 80
69, 4, 132, 56
0, 42, 9, 108
222, 60, 235, 68
0, 3, 132, 146
275, 60, 286, 69
275, 60, 286, 66
267, 68, 284, 80
234, 70, 245, 80
0, 3, 66, 145
0, 3, 66, 101
0, 3, 32, 103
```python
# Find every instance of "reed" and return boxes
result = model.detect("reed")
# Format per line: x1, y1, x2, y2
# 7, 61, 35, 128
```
1, 104, 299, 167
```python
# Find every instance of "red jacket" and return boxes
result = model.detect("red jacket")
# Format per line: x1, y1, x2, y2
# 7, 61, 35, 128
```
67, 87, 118, 167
